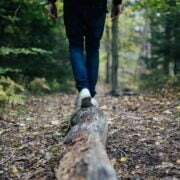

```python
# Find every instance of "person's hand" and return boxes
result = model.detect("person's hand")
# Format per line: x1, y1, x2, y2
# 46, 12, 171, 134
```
111, 4, 122, 21
47, 2, 57, 22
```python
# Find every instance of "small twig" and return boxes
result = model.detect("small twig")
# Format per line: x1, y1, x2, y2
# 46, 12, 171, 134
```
119, 148, 128, 158
0, 151, 15, 165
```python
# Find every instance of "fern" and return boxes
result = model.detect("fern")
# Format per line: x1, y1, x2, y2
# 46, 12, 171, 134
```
0, 76, 25, 105
0, 76, 24, 93
30, 77, 50, 92
0, 76, 13, 87
7, 94, 25, 105
14, 83, 25, 93
0, 67, 21, 75
0, 85, 7, 102
0, 47, 52, 56
5, 84, 15, 96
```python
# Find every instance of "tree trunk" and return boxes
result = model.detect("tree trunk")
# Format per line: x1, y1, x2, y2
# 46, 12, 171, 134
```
105, 25, 111, 84
171, 0, 180, 75
111, 19, 119, 95
56, 106, 117, 180
163, 17, 171, 75
174, 53, 180, 75
163, 0, 176, 75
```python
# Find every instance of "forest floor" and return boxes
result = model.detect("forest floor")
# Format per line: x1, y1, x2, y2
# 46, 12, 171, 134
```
0, 83, 179, 179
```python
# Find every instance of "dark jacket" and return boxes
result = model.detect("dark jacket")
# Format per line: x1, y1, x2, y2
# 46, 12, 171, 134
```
48, 0, 122, 13
48, 0, 122, 5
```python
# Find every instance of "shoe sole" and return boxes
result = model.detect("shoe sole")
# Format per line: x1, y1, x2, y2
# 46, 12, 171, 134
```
81, 97, 92, 108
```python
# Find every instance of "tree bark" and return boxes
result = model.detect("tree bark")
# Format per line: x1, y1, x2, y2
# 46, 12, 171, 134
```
56, 106, 117, 180
163, 15, 171, 75
111, 19, 119, 95
105, 25, 111, 84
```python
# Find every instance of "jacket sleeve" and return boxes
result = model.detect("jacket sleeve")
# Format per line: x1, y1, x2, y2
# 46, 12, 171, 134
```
47, 0, 122, 5
47, 0, 56, 3
113, 0, 122, 5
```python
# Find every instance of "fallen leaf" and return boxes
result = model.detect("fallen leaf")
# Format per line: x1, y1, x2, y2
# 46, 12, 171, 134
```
163, 110, 172, 114
155, 141, 160, 146
118, 157, 128, 163
80, 146, 89, 152
175, 105, 180, 112
10, 165, 19, 174
176, 159, 180, 165
0, 129, 4, 135
32, 132, 39, 136
51, 120, 59, 125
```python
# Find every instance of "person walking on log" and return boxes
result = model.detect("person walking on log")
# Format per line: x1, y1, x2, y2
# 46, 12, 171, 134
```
47, 0, 122, 108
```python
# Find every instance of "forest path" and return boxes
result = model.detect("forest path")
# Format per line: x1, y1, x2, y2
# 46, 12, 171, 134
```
0, 84, 179, 179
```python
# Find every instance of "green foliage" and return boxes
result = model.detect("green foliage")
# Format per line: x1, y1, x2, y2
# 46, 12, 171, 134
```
0, 85, 7, 102
0, 76, 24, 93
29, 77, 75, 94
0, 67, 21, 75
0, 47, 52, 56
139, 70, 179, 90
57, 82, 76, 94
29, 77, 50, 92
0, 76, 25, 105
118, 11, 144, 70
0, 0, 71, 94
48, 79, 64, 92
134, 0, 180, 75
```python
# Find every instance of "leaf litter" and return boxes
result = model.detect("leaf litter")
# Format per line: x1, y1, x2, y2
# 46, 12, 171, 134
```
0, 86, 179, 179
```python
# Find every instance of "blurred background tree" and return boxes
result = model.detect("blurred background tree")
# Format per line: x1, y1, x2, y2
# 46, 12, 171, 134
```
101, 0, 179, 92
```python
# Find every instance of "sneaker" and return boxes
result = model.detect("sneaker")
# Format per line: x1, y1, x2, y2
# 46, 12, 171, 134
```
75, 88, 92, 108
91, 97, 98, 107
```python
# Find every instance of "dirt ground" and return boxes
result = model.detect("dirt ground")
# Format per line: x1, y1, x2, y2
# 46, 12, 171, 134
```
0, 85, 179, 179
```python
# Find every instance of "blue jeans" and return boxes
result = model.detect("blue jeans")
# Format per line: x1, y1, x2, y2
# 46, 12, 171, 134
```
63, 3, 106, 97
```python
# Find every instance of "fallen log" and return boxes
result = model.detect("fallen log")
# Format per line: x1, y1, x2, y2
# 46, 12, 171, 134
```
56, 106, 117, 180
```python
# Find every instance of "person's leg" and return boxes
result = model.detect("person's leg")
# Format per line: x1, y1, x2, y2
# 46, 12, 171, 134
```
63, 4, 89, 93
85, 8, 106, 97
